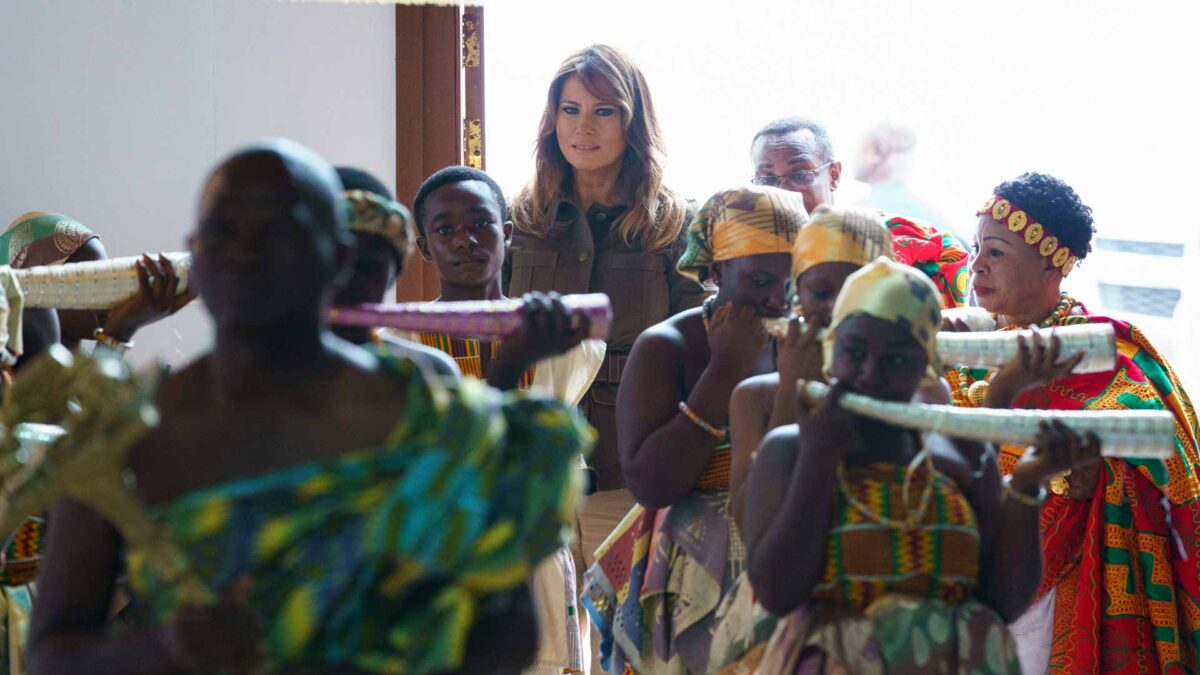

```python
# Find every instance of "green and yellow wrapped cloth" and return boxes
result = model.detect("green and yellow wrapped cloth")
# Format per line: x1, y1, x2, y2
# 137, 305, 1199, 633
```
126, 356, 593, 673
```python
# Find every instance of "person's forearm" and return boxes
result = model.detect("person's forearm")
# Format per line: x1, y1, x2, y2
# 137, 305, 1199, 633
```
766, 382, 794, 434
978, 483, 1044, 622
28, 626, 183, 675
747, 438, 839, 615
487, 358, 528, 392
624, 364, 741, 508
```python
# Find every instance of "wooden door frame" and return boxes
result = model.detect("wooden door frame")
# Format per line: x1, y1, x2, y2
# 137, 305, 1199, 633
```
393, 4, 485, 302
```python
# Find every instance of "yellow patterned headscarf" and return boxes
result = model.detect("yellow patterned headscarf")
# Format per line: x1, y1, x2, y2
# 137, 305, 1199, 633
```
792, 205, 893, 279
343, 190, 415, 268
823, 257, 943, 383
676, 185, 807, 281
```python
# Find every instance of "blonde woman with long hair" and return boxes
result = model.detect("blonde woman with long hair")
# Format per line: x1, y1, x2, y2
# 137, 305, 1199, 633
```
505, 44, 707, 648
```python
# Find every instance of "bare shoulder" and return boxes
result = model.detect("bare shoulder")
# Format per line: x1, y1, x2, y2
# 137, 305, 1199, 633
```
758, 424, 801, 467
637, 308, 707, 356
154, 355, 210, 408
64, 236, 107, 263
734, 372, 781, 403
628, 315, 690, 365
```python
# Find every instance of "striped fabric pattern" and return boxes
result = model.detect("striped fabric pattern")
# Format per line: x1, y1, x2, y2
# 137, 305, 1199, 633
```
417, 332, 536, 389
813, 462, 981, 608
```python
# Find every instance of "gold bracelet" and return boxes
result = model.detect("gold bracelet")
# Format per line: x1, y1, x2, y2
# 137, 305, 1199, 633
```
93, 328, 133, 352
678, 401, 724, 440
1048, 470, 1071, 496
1003, 477, 1045, 507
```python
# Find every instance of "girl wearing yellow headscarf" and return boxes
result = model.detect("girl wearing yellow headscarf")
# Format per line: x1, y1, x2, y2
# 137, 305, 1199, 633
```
725, 205, 893, 534
709, 205, 892, 671
736, 258, 1099, 674
581, 185, 805, 675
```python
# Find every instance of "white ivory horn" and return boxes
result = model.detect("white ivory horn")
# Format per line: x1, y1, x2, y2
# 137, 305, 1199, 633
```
766, 317, 1118, 374
802, 380, 1175, 459
13, 253, 192, 310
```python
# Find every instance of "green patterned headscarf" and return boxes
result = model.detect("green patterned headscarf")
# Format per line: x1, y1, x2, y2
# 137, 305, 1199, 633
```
343, 191, 415, 268
0, 212, 98, 269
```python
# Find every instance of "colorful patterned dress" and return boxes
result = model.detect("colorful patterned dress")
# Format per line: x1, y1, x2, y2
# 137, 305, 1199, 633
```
751, 461, 1020, 674
946, 296, 1200, 674
582, 435, 738, 674
124, 356, 593, 674
412, 332, 537, 388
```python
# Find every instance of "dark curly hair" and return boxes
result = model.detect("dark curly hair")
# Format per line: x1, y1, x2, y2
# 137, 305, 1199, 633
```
413, 165, 508, 236
992, 172, 1095, 259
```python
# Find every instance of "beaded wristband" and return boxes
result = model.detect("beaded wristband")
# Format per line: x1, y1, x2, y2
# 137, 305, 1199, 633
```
678, 401, 724, 440
93, 328, 133, 352
1002, 477, 1046, 507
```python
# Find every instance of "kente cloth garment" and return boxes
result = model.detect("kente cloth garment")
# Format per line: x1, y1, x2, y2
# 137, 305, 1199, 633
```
388, 330, 606, 408
0, 212, 98, 269
791, 205, 893, 279
582, 437, 741, 674
392, 328, 604, 675
946, 297, 1200, 674
676, 186, 807, 281
746, 461, 1020, 675
125, 355, 594, 674
883, 213, 968, 309
344, 190, 416, 267
414, 332, 537, 389
0, 583, 34, 675
822, 257, 943, 384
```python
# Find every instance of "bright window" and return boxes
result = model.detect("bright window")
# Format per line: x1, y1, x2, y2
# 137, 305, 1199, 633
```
486, 0, 1200, 382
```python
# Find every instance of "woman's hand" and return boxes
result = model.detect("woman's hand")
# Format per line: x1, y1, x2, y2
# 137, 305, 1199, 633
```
166, 576, 264, 674
1010, 421, 1102, 497
984, 328, 1085, 408
794, 378, 857, 454
707, 303, 769, 381
775, 318, 824, 389
940, 316, 972, 333
103, 253, 196, 343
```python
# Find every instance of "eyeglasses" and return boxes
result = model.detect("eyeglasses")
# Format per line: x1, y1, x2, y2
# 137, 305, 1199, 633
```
751, 162, 833, 189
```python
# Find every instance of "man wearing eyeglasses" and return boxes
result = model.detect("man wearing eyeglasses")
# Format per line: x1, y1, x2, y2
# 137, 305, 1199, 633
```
750, 116, 971, 308
750, 117, 840, 217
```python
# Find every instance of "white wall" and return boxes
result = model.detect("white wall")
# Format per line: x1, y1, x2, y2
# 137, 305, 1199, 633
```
0, 0, 396, 367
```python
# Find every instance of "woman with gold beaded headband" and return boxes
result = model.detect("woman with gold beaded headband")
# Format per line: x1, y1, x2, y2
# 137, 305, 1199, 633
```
946, 172, 1200, 674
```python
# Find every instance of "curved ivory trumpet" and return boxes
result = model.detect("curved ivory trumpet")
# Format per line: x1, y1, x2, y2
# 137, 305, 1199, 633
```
765, 317, 1117, 374
10, 254, 614, 341
14, 253, 192, 310
801, 380, 1175, 459
329, 293, 613, 341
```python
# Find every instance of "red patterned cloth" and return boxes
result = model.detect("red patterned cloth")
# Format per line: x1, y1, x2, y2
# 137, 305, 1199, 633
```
948, 304, 1200, 674
884, 213, 969, 309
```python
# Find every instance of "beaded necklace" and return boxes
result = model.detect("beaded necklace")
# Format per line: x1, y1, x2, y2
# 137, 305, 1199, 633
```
836, 438, 936, 530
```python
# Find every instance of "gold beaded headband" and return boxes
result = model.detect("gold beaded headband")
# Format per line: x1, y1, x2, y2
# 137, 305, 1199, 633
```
977, 195, 1077, 277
